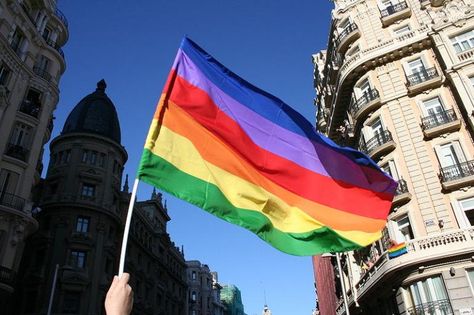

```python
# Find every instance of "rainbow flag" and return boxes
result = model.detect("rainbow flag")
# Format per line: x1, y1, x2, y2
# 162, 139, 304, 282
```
388, 243, 407, 258
137, 37, 397, 255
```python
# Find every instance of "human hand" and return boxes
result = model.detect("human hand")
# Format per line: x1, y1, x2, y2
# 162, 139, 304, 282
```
105, 273, 133, 315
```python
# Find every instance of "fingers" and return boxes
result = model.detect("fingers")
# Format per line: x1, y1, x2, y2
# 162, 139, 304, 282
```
119, 273, 130, 284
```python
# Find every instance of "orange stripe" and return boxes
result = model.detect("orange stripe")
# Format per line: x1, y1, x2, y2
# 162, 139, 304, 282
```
154, 100, 386, 233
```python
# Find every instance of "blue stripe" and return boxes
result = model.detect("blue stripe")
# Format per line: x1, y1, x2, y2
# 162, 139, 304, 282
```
179, 37, 397, 193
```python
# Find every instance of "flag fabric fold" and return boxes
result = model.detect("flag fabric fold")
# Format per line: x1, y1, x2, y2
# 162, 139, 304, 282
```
138, 37, 397, 256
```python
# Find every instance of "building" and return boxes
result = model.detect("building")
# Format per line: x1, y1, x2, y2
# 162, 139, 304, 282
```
0, 0, 68, 310
221, 284, 246, 315
14, 81, 187, 315
262, 304, 272, 315
186, 260, 226, 315
313, 0, 474, 314
312, 255, 338, 315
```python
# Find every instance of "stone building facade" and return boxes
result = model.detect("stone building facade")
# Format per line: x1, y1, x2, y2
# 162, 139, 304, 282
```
186, 260, 226, 315
313, 0, 474, 314
14, 81, 187, 315
0, 0, 68, 310
221, 284, 246, 315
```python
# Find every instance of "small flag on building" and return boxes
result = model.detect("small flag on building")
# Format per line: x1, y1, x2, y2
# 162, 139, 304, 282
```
137, 37, 397, 256
388, 242, 408, 258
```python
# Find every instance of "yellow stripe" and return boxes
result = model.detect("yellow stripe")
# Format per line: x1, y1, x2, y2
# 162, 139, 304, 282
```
144, 119, 381, 245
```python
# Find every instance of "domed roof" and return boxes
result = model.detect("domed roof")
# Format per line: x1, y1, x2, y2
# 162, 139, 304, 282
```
62, 80, 121, 143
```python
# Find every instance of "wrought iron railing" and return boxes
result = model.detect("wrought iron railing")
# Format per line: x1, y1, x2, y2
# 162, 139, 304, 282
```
406, 67, 439, 86
19, 100, 41, 118
335, 23, 358, 48
46, 39, 65, 59
395, 178, 408, 195
380, 1, 409, 17
0, 190, 26, 212
360, 130, 393, 154
55, 8, 69, 29
5, 143, 29, 162
0, 266, 16, 287
440, 160, 474, 182
421, 109, 457, 130
406, 299, 454, 315
349, 88, 380, 116
33, 66, 52, 82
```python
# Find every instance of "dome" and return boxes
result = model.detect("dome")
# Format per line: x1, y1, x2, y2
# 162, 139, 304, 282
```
62, 80, 121, 143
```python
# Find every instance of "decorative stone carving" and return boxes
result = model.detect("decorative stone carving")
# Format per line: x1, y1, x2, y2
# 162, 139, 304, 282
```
428, 0, 473, 27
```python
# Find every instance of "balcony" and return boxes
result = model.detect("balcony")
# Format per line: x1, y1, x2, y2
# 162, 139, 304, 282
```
33, 66, 52, 82
421, 109, 461, 139
457, 47, 474, 63
0, 191, 26, 213
360, 130, 396, 160
335, 23, 360, 54
54, 8, 69, 29
392, 178, 411, 207
440, 160, 474, 191
406, 67, 442, 95
5, 143, 29, 162
380, 1, 411, 27
349, 88, 381, 122
19, 100, 41, 118
0, 265, 16, 291
337, 227, 474, 314
406, 299, 454, 315
46, 39, 65, 60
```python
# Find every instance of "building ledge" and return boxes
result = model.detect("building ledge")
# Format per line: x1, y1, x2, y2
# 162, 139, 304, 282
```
380, 2, 411, 27
422, 119, 461, 139
406, 72, 443, 96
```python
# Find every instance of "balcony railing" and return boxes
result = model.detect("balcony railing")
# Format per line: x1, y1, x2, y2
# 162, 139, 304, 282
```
19, 100, 41, 118
335, 23, 358, 48
46, 39, 65, 60
440, 160, 474, 183
406, 299, 454, 315
360, 130, 393, 154
5, 143, 29, 162
54, 8, 69, 29
380, 1, 408, 17
33, 66, 52, 82
349, 88, 380, 117
421, 109, 457, 130
0, 190, 26, 212
406, 67, 439, 86
395, 178, 408, 195
0, 266, 16, 287
457, 48, 474, 62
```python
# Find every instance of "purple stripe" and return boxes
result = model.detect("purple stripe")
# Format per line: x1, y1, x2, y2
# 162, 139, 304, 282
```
173, 49, 395, 193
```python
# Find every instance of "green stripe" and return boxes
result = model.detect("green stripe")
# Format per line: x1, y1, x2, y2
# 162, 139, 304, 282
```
138, 149, 361, 256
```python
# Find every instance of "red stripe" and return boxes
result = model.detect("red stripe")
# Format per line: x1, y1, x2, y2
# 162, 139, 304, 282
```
163, 74, 393, 219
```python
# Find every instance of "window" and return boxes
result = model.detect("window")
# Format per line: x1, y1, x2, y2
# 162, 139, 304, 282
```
470, 76, 474, 88
437, 142, 466, 169
450, 29, 474, 53
382, 160, 400, 180
70, 250, 87, 268
395, 216, 413, 242
9, 123, 31, 147
468, 269, 474, 294
408, 58, 426, 75
0, 169, 19, 195
81, 184, 95, 197
394, 24, 411, 35
192, 271, 196, 280
191, 291, 196, 301
42, 27, 51, 42
10, 27, 25, 55
76, 216, 90, 233
422, 97, 444, 116
458, 198, 474, 227
0, 62, 11, 86
408, 276, 451, 312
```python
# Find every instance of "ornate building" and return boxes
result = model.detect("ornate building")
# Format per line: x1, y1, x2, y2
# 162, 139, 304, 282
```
313, 0, 474, 314
0, 0, 68, 310
14, 81, 187, 315
186, 260, 226, 315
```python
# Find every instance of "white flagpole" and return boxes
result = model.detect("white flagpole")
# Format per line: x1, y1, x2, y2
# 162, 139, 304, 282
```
47, 264, 59, 315
118, 178, 140, 277
336, 253, 350, 315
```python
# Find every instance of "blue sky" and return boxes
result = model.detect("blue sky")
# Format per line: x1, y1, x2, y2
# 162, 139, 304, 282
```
54, 1, 333, 314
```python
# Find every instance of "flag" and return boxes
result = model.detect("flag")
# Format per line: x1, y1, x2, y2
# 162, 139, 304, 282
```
388, 242, 408, 258
137, 37, 397, 256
